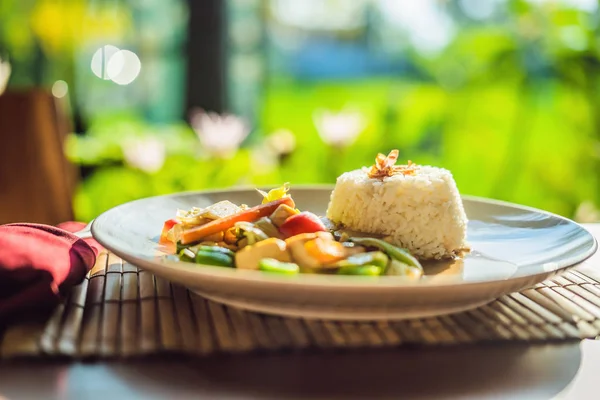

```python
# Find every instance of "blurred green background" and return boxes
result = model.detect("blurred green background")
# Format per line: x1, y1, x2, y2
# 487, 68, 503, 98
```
1, 0, 599, 222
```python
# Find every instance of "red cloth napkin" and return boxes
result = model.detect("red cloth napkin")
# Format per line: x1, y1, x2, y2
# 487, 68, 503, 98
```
0, 222, 101, 324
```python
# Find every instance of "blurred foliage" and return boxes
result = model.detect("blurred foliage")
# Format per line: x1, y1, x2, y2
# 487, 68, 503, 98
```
0, 0, 132, 87
66, 111, 263, 221
3, 0, 600, 222
260, 0, 600, 221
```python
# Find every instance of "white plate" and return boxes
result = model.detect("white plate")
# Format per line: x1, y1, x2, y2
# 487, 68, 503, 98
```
91, 186, 598, 320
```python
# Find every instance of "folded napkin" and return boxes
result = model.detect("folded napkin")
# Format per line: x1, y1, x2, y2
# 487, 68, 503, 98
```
0, 222, 100, 325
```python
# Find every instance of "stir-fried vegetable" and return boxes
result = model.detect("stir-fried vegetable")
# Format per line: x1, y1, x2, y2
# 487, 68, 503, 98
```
348, 237, 423, 270
338, 265, 382, 276
199, 201, 243, 220
257, 182, 291, 204
179, 248, 195, 262
190, 245, 236, 258
179, 245, 235, 267
235, 238, 291, 270
285, 232, 335, 268
235, 221, 269, 245
223, 228, 238, 244
329, 251, 389, 269
200, 231, 224, 243
304, 237, 346, 264
254, 217, 282, 239
160, 218, 180, 244
175, 208, 210, 227
180, 197, 295, 245
176, 201, 242, 226
195, 250, 234, 267
386, 259, 422, 278
279, 211, 327, 238
270, 204, 299, 227
259, 258, 300, 275
164, 183, 429, 278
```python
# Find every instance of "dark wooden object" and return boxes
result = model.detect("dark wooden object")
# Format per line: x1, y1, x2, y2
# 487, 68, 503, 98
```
0, 89, 75, 225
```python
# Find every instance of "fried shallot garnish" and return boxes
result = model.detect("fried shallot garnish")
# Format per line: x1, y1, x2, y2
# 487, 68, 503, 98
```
367, 149, 417, 178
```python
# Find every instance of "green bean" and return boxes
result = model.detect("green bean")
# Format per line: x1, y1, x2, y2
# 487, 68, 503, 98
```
332, 251, 389, 269
191, 245, 236, 259
259, 258, 300, 275
349, 237, 423, 270
194, 250, 234, 267
337, 265, 382, 276
179, 248, 196, 262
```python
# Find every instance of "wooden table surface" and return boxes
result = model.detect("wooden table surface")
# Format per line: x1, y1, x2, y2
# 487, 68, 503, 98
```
0, 341, 598, 400
1, 224, 599, 400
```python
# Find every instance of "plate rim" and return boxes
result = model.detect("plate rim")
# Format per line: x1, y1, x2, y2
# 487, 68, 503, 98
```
91, 185, 599, 290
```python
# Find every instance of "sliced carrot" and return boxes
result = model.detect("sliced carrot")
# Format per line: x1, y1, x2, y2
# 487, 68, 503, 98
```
180, 197, 295, 245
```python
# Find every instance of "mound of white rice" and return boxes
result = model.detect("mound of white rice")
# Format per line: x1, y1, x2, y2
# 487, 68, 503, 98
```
326, 166, 468, 260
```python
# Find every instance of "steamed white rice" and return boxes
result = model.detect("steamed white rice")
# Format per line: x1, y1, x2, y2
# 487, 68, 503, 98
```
326, 166, 468, 260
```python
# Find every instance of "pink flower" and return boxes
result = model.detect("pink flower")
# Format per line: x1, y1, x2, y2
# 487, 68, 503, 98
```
190, 109, 250, 157
122, 137, 166, 173
313, 108, 366, 147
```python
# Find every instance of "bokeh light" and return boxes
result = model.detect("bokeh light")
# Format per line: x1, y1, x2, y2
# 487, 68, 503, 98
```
107, 50, 142, 85
91, 45, 141, 85
458, 0, 498, 20
51, 80, 69, 98
377, 0, 455, 55
90, 45, 120, 80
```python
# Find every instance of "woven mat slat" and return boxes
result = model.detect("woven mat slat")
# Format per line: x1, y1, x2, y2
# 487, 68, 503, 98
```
3, 252, 600, 359
120, 302, 138, 356
281, 317, 312, 348
79, 304, 101, 356
171, 284, 196, 353
258, 316, 285, 349
60, 306, 84, 355
451, 312, 495, 341
227, 307, 259, 352
373, 320, 402, 345
568, 284, 600, 308
358, 321, 388, 346
139, 298, 158, 354
189, 295, 215, 354
39, 303, 65, 353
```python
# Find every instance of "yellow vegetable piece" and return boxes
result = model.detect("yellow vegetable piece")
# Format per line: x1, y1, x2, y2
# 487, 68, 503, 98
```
304, 237, 346, 264
235, 238, 291, 270
257, 182, 291, 204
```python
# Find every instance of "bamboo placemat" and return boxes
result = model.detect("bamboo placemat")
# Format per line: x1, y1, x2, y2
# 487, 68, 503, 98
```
2, 250, 600, 359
